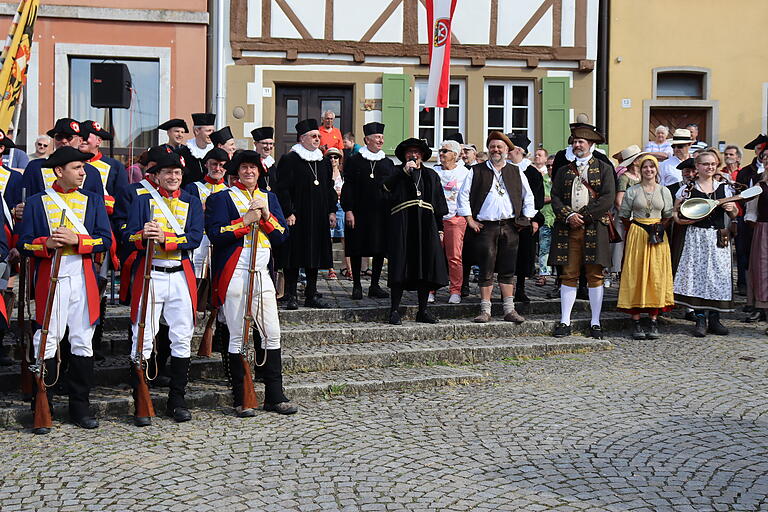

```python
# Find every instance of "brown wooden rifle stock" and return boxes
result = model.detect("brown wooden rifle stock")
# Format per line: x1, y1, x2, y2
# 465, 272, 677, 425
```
239, 216, 263, 410
132, 207, 157, 419
197, 245, 214, 357
32, 211, 66, 430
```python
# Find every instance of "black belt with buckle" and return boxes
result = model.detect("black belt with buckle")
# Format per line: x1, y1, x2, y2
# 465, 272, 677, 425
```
151, 265, 183, 273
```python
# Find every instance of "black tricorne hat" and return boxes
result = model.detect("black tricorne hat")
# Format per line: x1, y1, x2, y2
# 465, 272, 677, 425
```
295, 119, 319, 136
81, 120, 112, 141
43, 146, 94, 168
676, 158, 696, 171
210, 126, 234, 146
444, 132, 464, 144
363, 122, 385, 137
46, 118, 81, 138
191, 113, 216, 126
224, 150, 265, 176
158, 118, 189, 132
251, 126, 274, 141
395, 138, 432, 162
203, 147, 230, 163
0, 129, 16, 149
146, 151, 184, 174
507, 132, 531, 151
744, 134, 768, 151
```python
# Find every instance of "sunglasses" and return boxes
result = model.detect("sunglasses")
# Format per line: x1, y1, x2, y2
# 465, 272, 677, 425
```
329, 155, 340, 159
439, 149, 452, 154
54, 134, 74, 141
37, 143, 48, 147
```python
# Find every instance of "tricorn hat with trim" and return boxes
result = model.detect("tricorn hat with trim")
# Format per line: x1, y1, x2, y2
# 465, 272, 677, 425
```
569, 123, 605, 144
145, 151, 184, 174
46, 118, 81, 138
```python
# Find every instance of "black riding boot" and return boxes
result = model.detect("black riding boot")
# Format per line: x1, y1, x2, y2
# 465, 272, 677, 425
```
67, 355, 98, 429
92, 298, 107, 361
262, 349, 297, 415
152, 323, 171, 387
228, 352, 245, 408
214, 321, 231, 379
167, 357, 191, 422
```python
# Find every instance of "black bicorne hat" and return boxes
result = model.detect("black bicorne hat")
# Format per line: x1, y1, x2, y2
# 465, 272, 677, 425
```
42, 146, 94, 168
158, 118, 189, 132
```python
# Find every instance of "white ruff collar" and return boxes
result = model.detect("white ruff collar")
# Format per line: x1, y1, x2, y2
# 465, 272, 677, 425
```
291, 143, 323, 161
186, 139, 212, 159
360, 146, 385, 161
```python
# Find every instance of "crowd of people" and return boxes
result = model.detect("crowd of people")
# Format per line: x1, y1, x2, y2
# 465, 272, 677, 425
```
0, 109, 764, 436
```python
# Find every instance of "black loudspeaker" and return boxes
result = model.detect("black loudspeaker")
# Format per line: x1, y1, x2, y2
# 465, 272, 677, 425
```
90, 63, 131, 109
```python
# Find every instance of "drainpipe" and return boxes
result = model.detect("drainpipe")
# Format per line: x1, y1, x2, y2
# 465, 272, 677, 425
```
596, 0, 609, 142
207, 0, 226, 128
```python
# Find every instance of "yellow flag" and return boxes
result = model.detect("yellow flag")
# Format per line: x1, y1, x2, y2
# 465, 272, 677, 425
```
0, 0, 39, 132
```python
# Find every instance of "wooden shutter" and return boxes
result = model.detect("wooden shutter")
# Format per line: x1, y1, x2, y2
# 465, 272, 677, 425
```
381, 73, 411, 154
541, 77, 571, 154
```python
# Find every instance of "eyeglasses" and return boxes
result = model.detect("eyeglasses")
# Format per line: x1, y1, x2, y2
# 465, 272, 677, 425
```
37, 143, 48, 148
329, 155, 340, 159
439, 149, 451, 154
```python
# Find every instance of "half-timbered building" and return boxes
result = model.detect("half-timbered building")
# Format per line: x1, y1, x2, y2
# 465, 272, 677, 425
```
224, 0, 600, 157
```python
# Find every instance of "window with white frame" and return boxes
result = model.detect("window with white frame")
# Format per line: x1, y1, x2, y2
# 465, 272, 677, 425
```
484, 81, 534, 153
414, 79, 465, 149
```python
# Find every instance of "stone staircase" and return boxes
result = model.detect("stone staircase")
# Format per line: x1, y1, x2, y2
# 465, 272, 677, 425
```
0, 261, 625, 427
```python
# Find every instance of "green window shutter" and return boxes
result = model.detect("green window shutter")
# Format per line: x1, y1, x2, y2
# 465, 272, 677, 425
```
381, 73, 410, 154
541, 77, 571, 154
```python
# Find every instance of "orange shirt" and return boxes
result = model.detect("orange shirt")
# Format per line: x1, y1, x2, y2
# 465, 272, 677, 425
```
319, 126, 343, 153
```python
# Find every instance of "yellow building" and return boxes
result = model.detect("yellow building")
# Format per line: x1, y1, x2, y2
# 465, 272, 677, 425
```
608, 0, 767, 157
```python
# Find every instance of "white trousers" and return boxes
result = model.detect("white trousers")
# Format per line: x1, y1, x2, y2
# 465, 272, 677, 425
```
221, 266, 281, 353
131, 268, 194, 359
33, 256, 94, 359
193, 235, 211, 278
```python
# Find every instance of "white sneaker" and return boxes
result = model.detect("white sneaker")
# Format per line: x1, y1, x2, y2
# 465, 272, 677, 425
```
427, 292, 435, 303
448, 294, 461, 304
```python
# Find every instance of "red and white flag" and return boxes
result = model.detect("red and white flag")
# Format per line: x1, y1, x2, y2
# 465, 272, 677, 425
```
425, 0, 457, 108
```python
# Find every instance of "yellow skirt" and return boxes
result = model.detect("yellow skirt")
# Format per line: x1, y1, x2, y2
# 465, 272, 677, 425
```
617, 218, 675, 311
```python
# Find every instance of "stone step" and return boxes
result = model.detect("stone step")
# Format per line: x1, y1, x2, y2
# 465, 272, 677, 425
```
0, 365, 486, 428
0, 331, 614, 392
65, 311, 628, 356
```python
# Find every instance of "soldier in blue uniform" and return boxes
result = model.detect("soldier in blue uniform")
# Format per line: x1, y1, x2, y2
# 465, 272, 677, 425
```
123, 151, 203, 426
18, 146, 112, 434
206, 150, 297, 416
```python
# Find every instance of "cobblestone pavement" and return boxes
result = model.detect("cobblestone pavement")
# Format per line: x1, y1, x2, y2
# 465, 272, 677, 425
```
1, 322, 767, 512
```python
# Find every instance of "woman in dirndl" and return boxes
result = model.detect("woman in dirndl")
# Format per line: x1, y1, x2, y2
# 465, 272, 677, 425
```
617, 155, 674, 339
673, 148, 738, 337
744, 174, 768, 331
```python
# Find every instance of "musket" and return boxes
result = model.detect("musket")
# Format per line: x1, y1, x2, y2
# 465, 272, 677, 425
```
30, 210, 66, 431
132, 206, 157, 420
238, 212, 265, 410
17, 188, 34, 396
197, 245, 215, 357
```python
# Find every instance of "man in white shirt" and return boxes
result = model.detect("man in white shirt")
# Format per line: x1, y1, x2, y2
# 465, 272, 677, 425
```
659, 129, 694, 186
186, 113, 215, 159
457, 131, 536, 324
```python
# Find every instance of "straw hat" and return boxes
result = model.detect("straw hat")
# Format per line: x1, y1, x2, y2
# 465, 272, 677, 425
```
611, 144, 648, 168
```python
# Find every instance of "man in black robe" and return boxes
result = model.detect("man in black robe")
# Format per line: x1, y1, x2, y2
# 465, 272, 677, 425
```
341, 122, 394, 300
506, 133, 545, 303
252, 126, 277, 191
384, 138, 448, 325
275, 119, 337, 309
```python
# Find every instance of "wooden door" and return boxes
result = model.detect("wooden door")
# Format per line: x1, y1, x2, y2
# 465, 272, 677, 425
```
275, 86, 353, 158
649, 108, 709, 144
